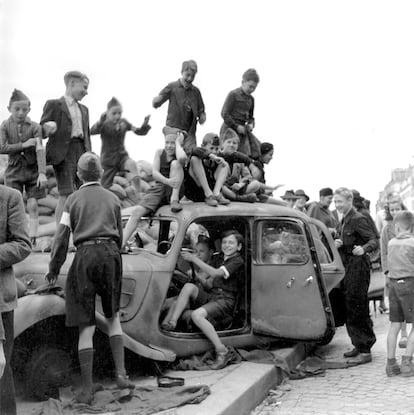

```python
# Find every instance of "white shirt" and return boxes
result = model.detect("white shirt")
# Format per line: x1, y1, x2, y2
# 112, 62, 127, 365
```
64, 95, 83, 138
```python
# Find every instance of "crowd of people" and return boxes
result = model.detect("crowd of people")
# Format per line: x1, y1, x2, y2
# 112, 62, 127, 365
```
0, 60, 413, 412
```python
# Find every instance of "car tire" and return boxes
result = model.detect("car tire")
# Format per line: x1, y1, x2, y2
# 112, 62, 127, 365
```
25, 345, 74, 400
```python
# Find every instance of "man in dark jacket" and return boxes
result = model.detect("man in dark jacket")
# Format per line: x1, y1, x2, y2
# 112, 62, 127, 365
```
0, 185, 31, 414
334, 187, 378, 365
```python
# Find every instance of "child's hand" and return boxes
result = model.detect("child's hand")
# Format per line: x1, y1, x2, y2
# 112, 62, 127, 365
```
43, 121, 57, 137
181, 251, 195, 263
352, 245, 364, 256
176, 131, 185, 146
22, 138, 37, 148
168, 177, 181, 188
210, 154, 225, 164
37, 173, 48, 188
231, 182, 245, 192
271, 184, 284, 191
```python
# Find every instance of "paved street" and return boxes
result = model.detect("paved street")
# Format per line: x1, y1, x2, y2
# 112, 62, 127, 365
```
252, 310, 414, 415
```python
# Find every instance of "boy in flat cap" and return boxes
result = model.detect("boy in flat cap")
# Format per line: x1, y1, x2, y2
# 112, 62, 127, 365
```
153, 60, 206, 155
0, 89, 47, 246
91, 97, 151, 192
40, 70, 91, 223
220, 68, 262, 159
46, 152, 134, 404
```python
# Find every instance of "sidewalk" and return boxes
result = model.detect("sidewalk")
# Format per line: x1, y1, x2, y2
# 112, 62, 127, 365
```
251, 312, 414, 415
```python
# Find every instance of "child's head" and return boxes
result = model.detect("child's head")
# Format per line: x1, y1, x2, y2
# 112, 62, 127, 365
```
64, 70, 89, 101
195, 235, 214, 262
8, 89, 31, 123
106, 97, 123, 123
181, 60, 198, 85
77, 152, 103, 182
260, 142, 274, 164
202, 133, 220, 154
164, 133, 177, 156
241, 68, 260, 95
221, 230, 243, 256
221, 128, 239, 154
389, 200, 405, 219
394, 211, 414, 234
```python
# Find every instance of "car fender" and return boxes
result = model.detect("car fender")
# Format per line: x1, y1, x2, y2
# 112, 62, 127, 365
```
14, 294, 66, 338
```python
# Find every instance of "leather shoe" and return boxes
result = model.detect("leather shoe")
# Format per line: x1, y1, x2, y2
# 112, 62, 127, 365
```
210, 349, 233, 370
343, 348, 359, 358
347, 352, 372, 366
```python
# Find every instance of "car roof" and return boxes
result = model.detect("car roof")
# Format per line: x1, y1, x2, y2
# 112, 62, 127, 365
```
153, 202, 310, 223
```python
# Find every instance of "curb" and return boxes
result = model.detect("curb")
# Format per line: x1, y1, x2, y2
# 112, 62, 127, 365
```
175, 342, 311, 415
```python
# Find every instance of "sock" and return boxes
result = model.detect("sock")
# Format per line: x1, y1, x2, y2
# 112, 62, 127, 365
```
78, 348, 94, 392
387, 358, 397, 365
109, 335, 126, 376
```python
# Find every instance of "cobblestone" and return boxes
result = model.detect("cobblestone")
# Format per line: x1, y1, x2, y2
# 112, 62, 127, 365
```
251, 312, 414, 415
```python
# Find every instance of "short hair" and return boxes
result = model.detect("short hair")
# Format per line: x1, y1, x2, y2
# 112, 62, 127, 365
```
319, 187, 333, 197
394, 211, 414, 231
181, 60, 198, 73
334, 187, 353, 201
242, 68, 260, 83
202, 133, 220, 147
196, 234, 214, 250
64, 70, 89, 86
77, 152, 102, 182
221, 128, 240, 144
222, 229, 243, 245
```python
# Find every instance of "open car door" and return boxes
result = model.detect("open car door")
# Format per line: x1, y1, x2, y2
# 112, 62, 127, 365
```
308, 218, 345, 293
251, 218, 335, 343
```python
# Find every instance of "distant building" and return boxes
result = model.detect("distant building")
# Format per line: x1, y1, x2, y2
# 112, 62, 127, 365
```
377, 166, 414, 210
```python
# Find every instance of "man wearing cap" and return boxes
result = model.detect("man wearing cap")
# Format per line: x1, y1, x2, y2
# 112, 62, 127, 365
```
307, 187, 338, 235
153, 60, 206, 155
46, 152, 134, 404
294, 189, 309, 213
40, 70, 91, 223
281, 189, 299, 209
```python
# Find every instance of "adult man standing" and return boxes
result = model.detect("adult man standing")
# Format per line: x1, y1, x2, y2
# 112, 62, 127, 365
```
307, 187, 338, 235
40, 71, 91, 223
0, 185, 31, 414
333, 187, 377, 365
153, 60, 206, 155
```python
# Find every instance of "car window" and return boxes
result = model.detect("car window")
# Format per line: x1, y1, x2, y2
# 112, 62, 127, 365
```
308, 223, 334, 264
259, 220, 310, 265
125, 217, 178, 255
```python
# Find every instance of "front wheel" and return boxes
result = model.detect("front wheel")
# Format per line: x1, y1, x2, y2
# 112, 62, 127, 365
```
25, 345, 74, 400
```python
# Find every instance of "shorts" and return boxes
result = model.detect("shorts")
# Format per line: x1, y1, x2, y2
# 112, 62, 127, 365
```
139, 181, 171, 213
389, 278, 414, 323
200, 294, 236, 321
184, 169, 205, 202
54, 138, 85, 196
65, 241, 122, 327
101, 154, 129, 189
191, 285, 212, 308
5, 162, 46, 200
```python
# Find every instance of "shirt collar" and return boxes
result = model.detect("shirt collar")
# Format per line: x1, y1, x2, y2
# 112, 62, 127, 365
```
178, 78, 194, 90
80, 181, 101, 188
8, 115, 32, 125
223, 252, 239, 261
64, 94, 77, 106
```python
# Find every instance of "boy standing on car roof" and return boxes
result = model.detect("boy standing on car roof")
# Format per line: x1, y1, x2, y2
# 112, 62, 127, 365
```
45, 152, 134, 404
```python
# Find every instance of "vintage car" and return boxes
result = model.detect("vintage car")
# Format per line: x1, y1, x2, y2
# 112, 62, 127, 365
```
12, 202, 344, 398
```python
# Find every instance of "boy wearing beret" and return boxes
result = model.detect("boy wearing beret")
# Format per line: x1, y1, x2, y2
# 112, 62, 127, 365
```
40, 71, 91, 223
46, 152, 134, 404
153, 60, 206, 155
220, 69, 262, 159
91, 97, 151, 192
0, 89, 48, 246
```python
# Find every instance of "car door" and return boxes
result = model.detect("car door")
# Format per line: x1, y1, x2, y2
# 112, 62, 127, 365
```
251, 218, 335, 343
308, 218, 345, 293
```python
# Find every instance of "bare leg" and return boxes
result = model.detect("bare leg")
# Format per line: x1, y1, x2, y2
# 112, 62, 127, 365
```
168, 283, 199, 326
245, 179, 261, 194
212, 163, 229, 196
169, 160, 184, 203
222, 185, 237, 201
122, 205, 149, 247
189, 157, 213, 197
124, 158, 141, 194
387, 322, 401, 359
191, 307, 227, 352
26, 197, 39, 241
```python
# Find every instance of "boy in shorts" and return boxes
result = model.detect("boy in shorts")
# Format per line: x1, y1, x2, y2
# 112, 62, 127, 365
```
181, 230, 244, 369
219, 129, 261, 203
0, 89, 47, 246
121, 131, 187, 250
184, 133, 230, 206
45, 152, 134, 404
386, 210, 414, 377
91, 97, 151, 192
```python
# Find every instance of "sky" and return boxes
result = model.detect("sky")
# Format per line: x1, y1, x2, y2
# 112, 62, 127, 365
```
2, 0, 414, 210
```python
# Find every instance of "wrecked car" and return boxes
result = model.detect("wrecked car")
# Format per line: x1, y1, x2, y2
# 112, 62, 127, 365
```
12, 202, 344, 398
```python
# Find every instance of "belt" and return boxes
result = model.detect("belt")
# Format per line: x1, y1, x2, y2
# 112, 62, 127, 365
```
76, 238, 116, 248
71, 136, 84, 140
